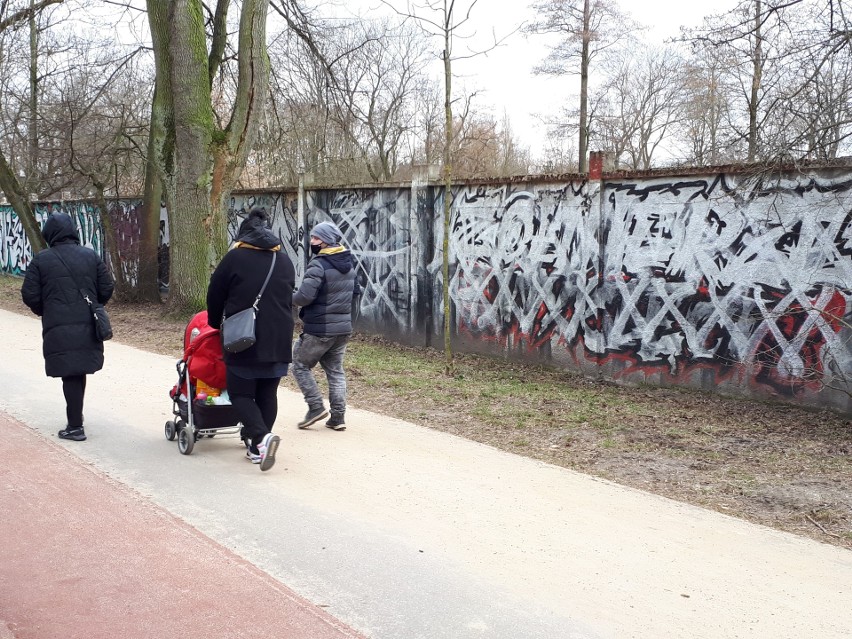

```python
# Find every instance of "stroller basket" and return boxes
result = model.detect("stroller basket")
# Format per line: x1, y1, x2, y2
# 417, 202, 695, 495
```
177, 397, 242, 429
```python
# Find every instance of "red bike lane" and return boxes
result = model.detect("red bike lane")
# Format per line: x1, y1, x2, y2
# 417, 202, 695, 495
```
0, 412, 366, 639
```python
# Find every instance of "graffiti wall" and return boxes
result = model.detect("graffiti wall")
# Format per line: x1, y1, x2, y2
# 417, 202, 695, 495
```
448, 181, 603, 376
1, 201, 103, 275
4, 166, 852, 411
243, 170, 852, 411
436, 170, 852, 410
599, 171, 852, 407
307, 188, 419, 339
104, 199, 145, 287
227, 191, 299, 270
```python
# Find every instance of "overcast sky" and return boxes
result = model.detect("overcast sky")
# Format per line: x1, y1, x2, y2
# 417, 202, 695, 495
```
339, 0, 742, 154
108, 0, 742, 156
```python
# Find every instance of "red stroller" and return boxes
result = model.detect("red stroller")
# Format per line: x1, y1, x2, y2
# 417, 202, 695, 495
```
165, 311, 243, 455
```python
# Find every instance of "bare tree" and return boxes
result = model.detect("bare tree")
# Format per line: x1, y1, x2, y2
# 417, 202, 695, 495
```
591, 47, 686, 170
323, 18, 432, 181
436, 107, 531, 178
675, 45, 737, 166
681, 0, 849, 163
536, 135, 577, 173
789, 54, 852, 159
261, 25, 348, 184
0, 0, 63, 252
524, 0, 632, 172
55, 40, 150, 299
780, 2, 852, 159
247, 7, 430, 186
400, 74, 444, 173
380, 0, 510, 375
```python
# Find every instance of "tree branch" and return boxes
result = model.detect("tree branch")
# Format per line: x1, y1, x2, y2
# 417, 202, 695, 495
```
0, 0, 62, 33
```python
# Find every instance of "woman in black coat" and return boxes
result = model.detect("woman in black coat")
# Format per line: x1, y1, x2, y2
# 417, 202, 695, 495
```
21, 212, 115, 441
206, 208, 295, 472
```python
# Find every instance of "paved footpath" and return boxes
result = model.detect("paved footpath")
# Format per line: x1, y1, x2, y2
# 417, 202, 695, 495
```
1, 308, 851, 638
0, 412, 364, 639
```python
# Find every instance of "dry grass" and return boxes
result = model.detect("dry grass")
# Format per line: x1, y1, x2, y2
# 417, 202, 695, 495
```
2, 273, 850, 548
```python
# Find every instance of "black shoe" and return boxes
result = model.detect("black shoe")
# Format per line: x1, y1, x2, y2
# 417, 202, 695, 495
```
58, 427, 87, 441
326, 414, 346, 431
297, 406, 329, 429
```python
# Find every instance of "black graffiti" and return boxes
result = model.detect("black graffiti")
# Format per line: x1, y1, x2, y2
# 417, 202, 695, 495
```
774, 220, 802, 254
834, 210, 852, 257
707, 209, 727, 235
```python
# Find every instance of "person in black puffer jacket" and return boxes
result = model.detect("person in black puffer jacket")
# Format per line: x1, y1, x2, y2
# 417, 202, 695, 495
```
206, 207, 295, 471
292, 221, 361, 431
21, 212, 115, 442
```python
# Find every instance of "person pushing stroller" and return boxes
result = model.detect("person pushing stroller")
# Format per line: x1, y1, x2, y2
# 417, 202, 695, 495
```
206, 208, 295, 471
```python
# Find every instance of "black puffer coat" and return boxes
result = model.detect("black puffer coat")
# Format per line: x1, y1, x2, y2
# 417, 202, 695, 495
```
294, 248, 360, 336
206, 212, 296, 366
21, 213, 115, 378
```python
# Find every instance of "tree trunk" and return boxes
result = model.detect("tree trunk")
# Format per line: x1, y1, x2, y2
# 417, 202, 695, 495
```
145, 0, 176, 299
209, 0, 269, 261
0, 151, 44, 252
167, 0, 216, 311
145, 0, 269, 313
93, 186, 128, 300
442, 33, 454, 376
748, 0, 762, 162
26, 0, 38, 197
579, 0, 590, 173
137, 121, 165, 303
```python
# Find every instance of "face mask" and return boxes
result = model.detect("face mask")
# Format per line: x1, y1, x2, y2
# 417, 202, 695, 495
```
310, 243, 322, 255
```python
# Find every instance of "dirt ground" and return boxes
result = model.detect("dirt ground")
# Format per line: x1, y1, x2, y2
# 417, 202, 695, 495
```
1, 276, 850, 549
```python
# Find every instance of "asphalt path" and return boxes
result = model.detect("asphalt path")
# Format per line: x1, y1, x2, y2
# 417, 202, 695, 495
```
1, 308, 850, 638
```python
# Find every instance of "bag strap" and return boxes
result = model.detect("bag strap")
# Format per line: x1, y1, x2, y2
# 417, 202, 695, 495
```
252, 252, 277, 311
52, 249, 95, 308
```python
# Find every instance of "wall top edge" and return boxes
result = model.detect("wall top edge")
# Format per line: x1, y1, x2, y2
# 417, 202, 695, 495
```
6, 157, 852, 206
598, 157, 852, 180
231, 187, 299, 196
294, 158, 852, 190
0, 197, 137, 206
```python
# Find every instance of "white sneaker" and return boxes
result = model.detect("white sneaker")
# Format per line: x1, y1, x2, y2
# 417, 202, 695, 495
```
258, 432, 280, 472
245, 447, 261, 464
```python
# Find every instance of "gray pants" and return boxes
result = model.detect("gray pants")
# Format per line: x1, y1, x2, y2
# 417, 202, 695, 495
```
292, 333, 350, 416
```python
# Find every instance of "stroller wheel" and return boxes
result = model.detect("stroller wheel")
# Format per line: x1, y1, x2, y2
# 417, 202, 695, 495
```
165, 420, 177, 441
178, 427, 195, 455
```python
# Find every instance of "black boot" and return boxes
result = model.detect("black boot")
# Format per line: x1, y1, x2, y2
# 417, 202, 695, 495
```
58, 426, 87, 441
325, 414, 346, 431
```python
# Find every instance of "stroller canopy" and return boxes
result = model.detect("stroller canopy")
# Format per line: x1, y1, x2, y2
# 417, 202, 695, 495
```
183, 311, 227, 390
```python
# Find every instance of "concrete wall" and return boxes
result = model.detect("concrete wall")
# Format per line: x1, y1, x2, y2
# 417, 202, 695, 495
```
4, 164, 852, 412
1, 201, 104, 275
597, 171, 852, 410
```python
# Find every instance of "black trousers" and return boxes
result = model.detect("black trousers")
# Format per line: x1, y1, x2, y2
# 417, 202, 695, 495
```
226, 370, 281, 449
61, 375, 87, 429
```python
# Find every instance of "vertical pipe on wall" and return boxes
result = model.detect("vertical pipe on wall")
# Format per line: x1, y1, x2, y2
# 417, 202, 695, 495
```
411, 166, 436, 342
409, 175, 420, 333
297, 172, 306, 287
412, 170, 437, 349
425, 185, 437, 348
590, 152, 607, 379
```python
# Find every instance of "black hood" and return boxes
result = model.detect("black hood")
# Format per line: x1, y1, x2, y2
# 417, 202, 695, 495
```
318, 249, 355, 274
235, 210, 280, 250
42, 213, 80, 247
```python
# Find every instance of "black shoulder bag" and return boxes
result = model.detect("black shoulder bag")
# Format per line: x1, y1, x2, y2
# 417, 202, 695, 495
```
221, 252, 276, 353
53, 250, 113, 341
